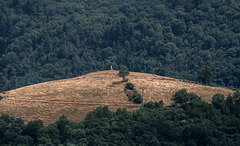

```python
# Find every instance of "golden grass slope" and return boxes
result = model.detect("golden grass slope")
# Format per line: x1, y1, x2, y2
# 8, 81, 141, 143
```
0, 70, 234, 125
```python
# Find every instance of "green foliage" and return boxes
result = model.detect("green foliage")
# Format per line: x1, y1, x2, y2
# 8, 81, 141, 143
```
197, 67, 213, 85
145, 101, 155, 109
118, 65, 129, 81
233, 90, 240, 104
56, 115, 72, 143
128, 90, 142, 104
145, 100, 164, 109
84, 106, 113, 121
156, 100, 164, 108
132, 92, 142, 104
124, 82, 142, 104
172, 89, 200, 105
24, 120, 44, 143
212, 93, 225, 109
125, 82, 134, 90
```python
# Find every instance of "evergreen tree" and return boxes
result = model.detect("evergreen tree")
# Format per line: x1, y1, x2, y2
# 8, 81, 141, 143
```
118, 65, 129, 81
197, 67, 213, 85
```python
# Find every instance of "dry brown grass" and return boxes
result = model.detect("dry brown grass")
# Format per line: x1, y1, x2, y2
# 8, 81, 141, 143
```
0, 70, 234, 125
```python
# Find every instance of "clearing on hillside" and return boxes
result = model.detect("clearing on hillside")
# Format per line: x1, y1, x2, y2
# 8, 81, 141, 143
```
0, 70, 234, 125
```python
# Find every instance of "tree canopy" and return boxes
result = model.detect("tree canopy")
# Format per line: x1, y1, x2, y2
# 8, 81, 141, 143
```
197, 66, 213, 85
118, 65, 129, 81
0, 0, 240, 92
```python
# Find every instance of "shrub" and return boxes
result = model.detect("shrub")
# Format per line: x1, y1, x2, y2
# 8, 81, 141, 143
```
133, 95, 142, 104
124, 83, 142, 104
125, 83, 134, 90
145, 101, 155, 109
155, 100, 164, 108
132, 92, 142, 104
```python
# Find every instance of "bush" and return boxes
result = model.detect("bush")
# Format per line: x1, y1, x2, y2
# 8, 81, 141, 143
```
145, 101, 155, 109
133, 96, 142, 104
132, 92, 142, 104
145, 100, 164, 108
125, 83, 134, 90
155, 100, 164, 108
212, 93, 225, 109
124, 83, 142, 104
172, 89, 200, 105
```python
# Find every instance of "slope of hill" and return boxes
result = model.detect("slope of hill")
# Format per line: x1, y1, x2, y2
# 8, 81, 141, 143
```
0, 70, 234, 125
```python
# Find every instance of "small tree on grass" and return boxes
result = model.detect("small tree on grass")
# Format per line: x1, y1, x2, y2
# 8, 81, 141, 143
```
125, 83, 134, 90
118, 65, 129, 82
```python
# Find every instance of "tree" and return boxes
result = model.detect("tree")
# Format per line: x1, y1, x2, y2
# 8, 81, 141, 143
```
172, 89, 200, 105
233, 90, 240, 104
212, 93, 225, 109
145, 101, 155, 109
125, 82, 134, 90
56, 115, 72, 143
132, 92, 142, 104
23, 120, 44, 143
118, 65, 129, 81
155, 100, 164, 108
172, 89, 189, 104
197, 67, 213, 85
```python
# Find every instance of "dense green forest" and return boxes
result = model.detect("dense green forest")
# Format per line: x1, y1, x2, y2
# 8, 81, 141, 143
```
1, 90, 240, 145
0, 0, 240, 91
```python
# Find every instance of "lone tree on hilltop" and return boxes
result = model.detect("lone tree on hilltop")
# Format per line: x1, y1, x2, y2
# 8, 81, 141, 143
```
197, 66, 213, 85
118, 65, 129, 82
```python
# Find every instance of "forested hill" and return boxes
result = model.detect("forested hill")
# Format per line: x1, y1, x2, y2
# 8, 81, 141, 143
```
0, 0, 240, 92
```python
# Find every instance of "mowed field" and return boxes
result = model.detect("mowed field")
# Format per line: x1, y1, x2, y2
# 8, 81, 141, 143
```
0, 70, 234, 125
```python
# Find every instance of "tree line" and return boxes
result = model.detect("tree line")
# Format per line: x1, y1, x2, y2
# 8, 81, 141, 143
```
0, 89, 240, 145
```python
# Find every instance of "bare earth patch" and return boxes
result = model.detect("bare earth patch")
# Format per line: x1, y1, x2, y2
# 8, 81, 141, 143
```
0, 70, 234, 125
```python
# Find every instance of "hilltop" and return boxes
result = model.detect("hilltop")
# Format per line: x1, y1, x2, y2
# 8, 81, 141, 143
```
0, 70, 234, 125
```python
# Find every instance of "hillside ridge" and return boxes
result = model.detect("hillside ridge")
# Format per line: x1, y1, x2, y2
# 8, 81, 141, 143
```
0, 70, 233, 125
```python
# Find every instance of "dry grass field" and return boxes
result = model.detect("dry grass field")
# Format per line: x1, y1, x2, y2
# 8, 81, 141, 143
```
0, 70, 234, 125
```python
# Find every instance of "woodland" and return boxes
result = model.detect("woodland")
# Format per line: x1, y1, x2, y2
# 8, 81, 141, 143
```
0, 0, 240, 92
